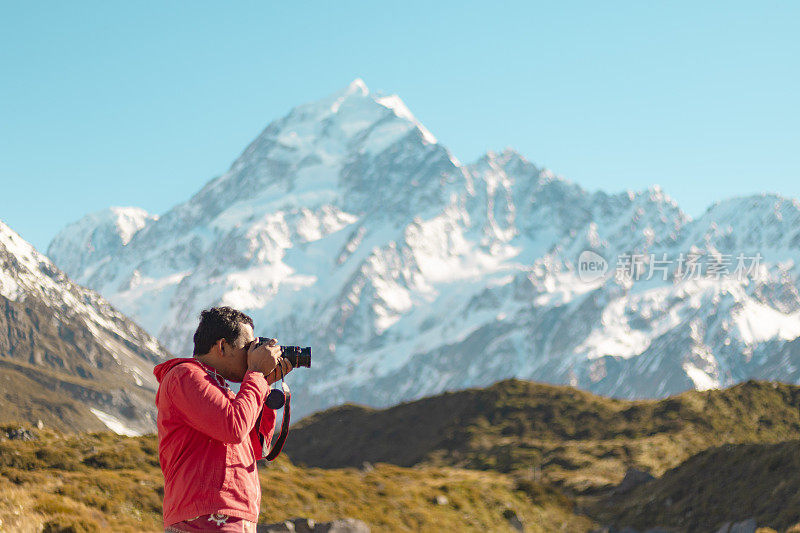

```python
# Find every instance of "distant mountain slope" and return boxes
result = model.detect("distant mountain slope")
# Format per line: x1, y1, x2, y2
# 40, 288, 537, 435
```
592, 440, 800, 532
0, 220, 170, 433
285, 378, 800, 493
47, 79, 800, 419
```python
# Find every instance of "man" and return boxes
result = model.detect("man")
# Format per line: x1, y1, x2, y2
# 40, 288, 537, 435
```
154, 306, 292, 532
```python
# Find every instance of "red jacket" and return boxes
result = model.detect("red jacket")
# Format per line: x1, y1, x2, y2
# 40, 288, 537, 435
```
154, 358, 277, 527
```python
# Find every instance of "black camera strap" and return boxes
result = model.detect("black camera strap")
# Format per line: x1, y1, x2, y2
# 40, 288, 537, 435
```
262, 380, 290, 461
261, 359, 290, 461
261, 382, 292, 461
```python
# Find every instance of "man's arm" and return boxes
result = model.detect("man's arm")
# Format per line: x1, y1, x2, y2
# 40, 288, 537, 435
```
166, 365, 269, 444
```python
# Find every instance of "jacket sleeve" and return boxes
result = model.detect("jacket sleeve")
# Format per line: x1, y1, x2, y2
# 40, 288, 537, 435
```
166, 365, 269, 444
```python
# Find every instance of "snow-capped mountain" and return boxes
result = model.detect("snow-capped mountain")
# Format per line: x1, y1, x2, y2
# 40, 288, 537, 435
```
47, 206, 158, 279
0, 220, 170, 433
47, 79, 800, 418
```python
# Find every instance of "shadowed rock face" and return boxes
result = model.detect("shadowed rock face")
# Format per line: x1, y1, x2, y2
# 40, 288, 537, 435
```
0, 220, 170, 434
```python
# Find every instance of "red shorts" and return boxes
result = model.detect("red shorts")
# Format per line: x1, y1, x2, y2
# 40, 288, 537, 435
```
165, 513, 256, 532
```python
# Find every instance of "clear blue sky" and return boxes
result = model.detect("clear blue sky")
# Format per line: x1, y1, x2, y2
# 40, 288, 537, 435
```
1, 1, 798, 252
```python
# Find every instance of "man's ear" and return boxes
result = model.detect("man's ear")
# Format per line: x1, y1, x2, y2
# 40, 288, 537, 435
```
217, 339, 225, 356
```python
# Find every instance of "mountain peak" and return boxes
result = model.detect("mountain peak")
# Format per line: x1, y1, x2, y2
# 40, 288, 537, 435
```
322, 78, 371, 114
622, 184, 681, 209
482, 147, 528, 166
345, 77, 369, 96
46, 206, 157, 282
682, 192, 800, 250
299, 79, 436, 144
182, 79, 446, 217
374, 93, 437, 145
0, 219, 36, 258
701, 192, 800, 218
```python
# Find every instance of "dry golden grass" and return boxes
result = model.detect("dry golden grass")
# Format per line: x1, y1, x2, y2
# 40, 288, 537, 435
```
6, 378, 800, 532
0, 424, 593, 532
258, 456, 594, 532
0, 476, 46, 533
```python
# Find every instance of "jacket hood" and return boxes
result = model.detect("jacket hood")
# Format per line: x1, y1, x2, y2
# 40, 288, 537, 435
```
154, 357, 201, 383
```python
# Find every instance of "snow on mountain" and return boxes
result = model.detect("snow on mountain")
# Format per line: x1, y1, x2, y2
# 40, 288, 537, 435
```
0, 219, 170, 433
47, 79, 800, 418
48, 206, 157, 280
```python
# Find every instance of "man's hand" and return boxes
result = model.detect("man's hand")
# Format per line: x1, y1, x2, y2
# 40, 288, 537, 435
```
247, 338, 281, 376
266, 358, 293, 385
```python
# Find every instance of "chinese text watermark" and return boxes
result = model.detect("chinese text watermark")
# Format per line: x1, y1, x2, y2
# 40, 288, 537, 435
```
577, 251, 764, 283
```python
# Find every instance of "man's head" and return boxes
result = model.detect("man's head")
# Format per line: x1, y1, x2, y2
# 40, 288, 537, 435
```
193, 306, 255, 382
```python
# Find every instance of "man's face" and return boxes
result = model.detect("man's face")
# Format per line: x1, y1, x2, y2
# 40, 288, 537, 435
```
225, 323, 255, 382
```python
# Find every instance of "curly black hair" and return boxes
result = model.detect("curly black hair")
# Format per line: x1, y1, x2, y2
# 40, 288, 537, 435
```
192, 306, 254, 356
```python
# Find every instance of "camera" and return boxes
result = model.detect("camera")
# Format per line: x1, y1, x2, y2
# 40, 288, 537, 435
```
254, 337, 311, 368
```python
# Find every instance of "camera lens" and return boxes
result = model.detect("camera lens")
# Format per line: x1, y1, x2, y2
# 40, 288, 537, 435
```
281, 346, 312, 368
254, 338, 311, 368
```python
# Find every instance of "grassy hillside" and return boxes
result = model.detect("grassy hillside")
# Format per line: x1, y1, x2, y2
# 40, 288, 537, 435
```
590, 440, 800, 531
0, 358, 114, 433
4, 378, 800, 532
286, 378, 800, 493
0, 423, 593, 533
